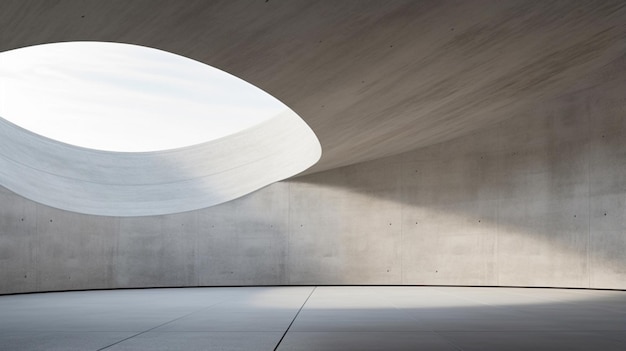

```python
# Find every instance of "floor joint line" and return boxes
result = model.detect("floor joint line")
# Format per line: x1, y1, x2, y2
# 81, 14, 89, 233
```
273, 286, 316, 351
96, 299, 229, 350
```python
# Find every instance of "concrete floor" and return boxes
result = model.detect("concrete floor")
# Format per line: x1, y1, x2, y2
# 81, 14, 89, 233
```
0, 286, 625, 351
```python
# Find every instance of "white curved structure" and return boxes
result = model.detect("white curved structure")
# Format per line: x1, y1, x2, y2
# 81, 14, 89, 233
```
0, 111, 321, 216
0, 42, 321, 216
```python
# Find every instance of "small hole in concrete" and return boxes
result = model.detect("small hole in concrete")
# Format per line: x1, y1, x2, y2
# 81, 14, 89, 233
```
49, 219, 53, 222
478, 220, 481, 223
21, 218, 24, 221
604, 213, 607, 216
436, 270, 438, 273
387, 269, 390, 272
389, 223, 392, 225
574, 215, 577, 218
24, 275, 27, 278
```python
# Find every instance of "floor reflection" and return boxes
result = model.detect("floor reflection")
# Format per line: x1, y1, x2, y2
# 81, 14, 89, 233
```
0, 286, 625, 350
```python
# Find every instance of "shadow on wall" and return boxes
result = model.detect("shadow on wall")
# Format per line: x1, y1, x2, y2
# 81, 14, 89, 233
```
288, 72, 626, 289
3, 59, 626, 294
1, 73, 625, 293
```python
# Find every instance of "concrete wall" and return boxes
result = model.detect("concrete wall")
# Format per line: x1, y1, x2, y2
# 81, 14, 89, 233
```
287, 72, 626, 290
2, 75, 626, 294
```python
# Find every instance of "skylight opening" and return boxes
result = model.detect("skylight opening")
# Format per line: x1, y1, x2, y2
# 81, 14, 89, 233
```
0, 42, 289, 152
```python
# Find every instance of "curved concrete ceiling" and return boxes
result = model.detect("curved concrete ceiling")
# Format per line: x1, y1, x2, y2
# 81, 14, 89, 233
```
0, 40, 321, 216
1, 1, 625, 172
0, 111, 320, 216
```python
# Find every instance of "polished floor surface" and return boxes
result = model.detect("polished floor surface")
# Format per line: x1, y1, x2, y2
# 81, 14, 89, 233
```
1, 286, 625, 350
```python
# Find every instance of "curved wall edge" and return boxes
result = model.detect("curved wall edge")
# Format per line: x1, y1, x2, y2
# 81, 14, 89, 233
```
0, 110, 321, 216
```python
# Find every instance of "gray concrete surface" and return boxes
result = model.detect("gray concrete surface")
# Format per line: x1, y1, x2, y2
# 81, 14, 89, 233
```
1, 286, 626, 350
1, 1, 625, 175
1, 1, 626, 293
2, 70, 626, 293
289, 74, 626, 289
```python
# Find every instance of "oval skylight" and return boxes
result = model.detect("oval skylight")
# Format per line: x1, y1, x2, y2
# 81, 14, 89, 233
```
0, 42, 321, 216
0, 42, 289, 151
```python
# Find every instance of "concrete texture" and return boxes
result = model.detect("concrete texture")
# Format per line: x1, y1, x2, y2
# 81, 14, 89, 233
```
287, 156, 404, 285
2, 69, 626, 293
1, 0, 626, 293
2, 0, 625, 175
196, 183, 290, 286
2, 286, 626, 350
0, 111, 320, 216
